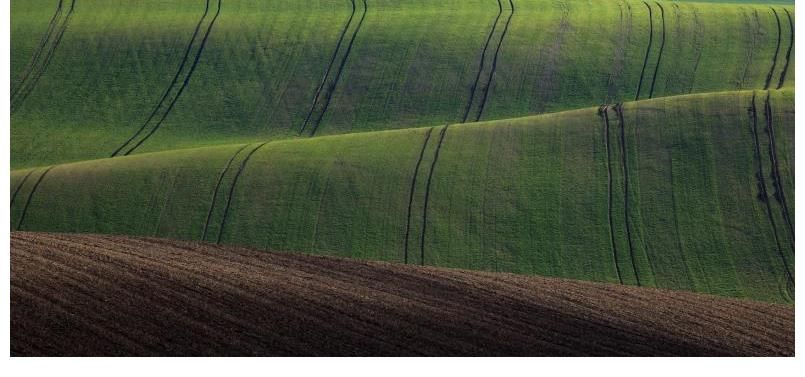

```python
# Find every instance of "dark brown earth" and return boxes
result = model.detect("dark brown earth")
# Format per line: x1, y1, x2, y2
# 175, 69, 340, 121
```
11, 232, 794, 356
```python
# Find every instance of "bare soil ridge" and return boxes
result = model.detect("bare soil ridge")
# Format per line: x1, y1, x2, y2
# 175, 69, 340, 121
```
10, 232, 794, 356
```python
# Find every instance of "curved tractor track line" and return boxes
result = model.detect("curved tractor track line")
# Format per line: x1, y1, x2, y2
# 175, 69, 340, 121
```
764, 8, 782, 90
763, 93, 794, 243
647, 2, 665, 99
403, 128, 435, 264
201, 144, 251, 241
307, 0, 368, 137
299, 0, 357, 135
15, 166, 55, 231
748, 93, 793, 293
10, 0, 64, 98
419, 125, 449, 265
122, 0, 222, 156
11, 0, 76, 114
111, 0, 213, 157
10, 170, 37, 206
776, 9, 793, 89
475, 0, 515, 122
462, 0, 504, 123
635, 1, 653, 101
216, 142, 269, 244
614, 104, 641, 286
599, 105, 624, 284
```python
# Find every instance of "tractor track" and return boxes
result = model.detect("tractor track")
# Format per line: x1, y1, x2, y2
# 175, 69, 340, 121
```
748, 93, 793, 291
687, 7, 704, 93
647, 2, 666, 99
114, 0, 222, 157
776, 8, 793, 89
403, 128, 435, 264
11, 0, 76, 114
599, 105, 624, 284
10, 0, 64, 99
201, 144, 251, 241
216, 141, 270, 244
635, 1, 653, 100
475, 0, 515, 122
462, 0, 504, 123
738, 9, 761, 90
15, 166, 55, 231
299, 0, 358, 134
419, 125, 449, 265
10, 170, 36, 206
614, 103, 640, 286
306, 0, 368, 137
763, 93, 794, 243
111, 0, 213, 157
763, 8, 782, 90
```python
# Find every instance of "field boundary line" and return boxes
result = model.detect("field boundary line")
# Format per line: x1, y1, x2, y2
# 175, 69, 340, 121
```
461, 0, 503, 123
763, 92, 793, 242
475, 0, 515, 122
647, 2, 665, 99
10, 0, 63, 98
635, 1, 653, 100
419, 125, 449, 265
111, 0, 212, 157
307, 0, 367, 137
748, 92, 793, 291
216, 142, 270, 243
201, 143, 251, 241
599, 105, 624, 284
10, 170, 37, 206
615, 103, 640, 286
299, 0, 356, 135
122, 0, 222, 155
403, 128, 435, 264
763, 8, 782, 90
15, 166, 55, 231
776, 8, 793, 89
11, 0, 76, 114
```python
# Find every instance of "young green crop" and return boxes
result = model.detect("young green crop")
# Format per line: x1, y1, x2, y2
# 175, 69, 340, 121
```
11, 89, 794, 303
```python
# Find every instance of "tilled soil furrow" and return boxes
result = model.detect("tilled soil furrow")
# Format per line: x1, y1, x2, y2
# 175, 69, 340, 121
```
11, 232, 794, 356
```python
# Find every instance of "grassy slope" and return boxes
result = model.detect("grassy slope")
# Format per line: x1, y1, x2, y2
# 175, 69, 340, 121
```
10, 0, 794, 169
11, 89, 794, 303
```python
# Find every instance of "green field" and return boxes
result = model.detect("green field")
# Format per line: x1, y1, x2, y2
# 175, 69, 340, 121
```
11, 90, 794, 303
10, 0, 795, 304
11, 0, 793, 168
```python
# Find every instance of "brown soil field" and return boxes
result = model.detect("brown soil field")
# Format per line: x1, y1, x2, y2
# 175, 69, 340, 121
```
11, 232, 794, 356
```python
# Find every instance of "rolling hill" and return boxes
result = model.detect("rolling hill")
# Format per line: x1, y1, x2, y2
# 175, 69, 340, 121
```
11, 89, 795, 303
11, 0, 794, 168
10, 232, 794, 356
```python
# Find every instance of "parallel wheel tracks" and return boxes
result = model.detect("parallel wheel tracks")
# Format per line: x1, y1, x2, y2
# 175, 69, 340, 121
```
419, 126, 449, 266
634, 2, 653, 100
599, 105, 624, 284
762, 94, 793, 242
614, 103, 641, 286
403, 128, 435, 264
111, 0, 222, 157
776, 8, 793, 89
215, 142, 269, 244
300, 0, 368, 137
748, 92, 793, 293
763, 8, 782, 90
15, 166, 56, 231
647, 2, 666, 99
11, 0, 76, 114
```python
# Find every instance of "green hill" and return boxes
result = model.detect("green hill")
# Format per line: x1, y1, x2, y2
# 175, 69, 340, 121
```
11, 0, 794, 168
11, 89, 794, 303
